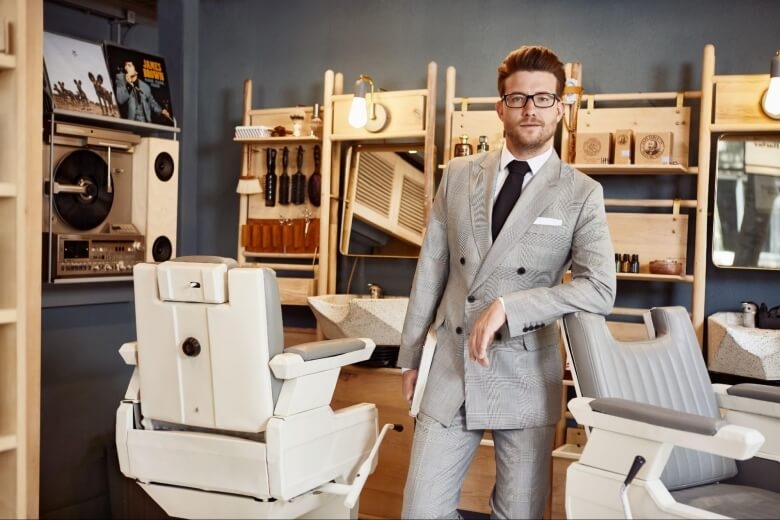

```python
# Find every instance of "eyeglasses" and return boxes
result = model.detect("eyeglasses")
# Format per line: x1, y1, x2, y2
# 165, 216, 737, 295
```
502, 92, 560, 109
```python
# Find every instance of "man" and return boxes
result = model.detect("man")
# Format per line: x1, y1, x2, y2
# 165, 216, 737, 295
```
398, 45, 616, 519
114, 60, 171, 123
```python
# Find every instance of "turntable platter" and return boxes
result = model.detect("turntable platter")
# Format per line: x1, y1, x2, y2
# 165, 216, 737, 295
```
53, 149, 114, 231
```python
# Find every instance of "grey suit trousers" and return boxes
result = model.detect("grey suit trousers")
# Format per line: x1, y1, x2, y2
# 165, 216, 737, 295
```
402, 407, 555, 519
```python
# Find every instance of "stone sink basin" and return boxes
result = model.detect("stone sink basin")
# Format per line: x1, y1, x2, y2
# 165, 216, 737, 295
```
307, 294, 409, 346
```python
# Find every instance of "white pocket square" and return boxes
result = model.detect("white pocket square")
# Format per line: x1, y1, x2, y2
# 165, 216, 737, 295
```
534, 217, 562, 226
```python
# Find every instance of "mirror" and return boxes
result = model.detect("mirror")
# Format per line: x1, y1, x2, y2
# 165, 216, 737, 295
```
713, 134, 780, 269
340, 143, 427, 258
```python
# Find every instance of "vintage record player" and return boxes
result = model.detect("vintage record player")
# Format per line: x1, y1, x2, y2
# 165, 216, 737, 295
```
43, 122, 146, 282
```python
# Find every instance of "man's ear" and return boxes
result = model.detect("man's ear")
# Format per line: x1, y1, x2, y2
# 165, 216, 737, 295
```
495, 99, 505, 121
555, 100, 565, 122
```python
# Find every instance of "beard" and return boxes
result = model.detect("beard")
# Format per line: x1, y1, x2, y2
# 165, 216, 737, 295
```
504, 117, 558, 156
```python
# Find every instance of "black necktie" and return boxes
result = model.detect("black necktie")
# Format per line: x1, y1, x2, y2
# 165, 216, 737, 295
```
492, 160, 530, 240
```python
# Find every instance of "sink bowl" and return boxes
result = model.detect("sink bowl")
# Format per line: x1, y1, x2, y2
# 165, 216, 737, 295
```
307, 294, 409, 346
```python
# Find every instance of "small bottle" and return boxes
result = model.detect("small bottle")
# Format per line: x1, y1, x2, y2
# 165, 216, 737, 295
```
620, 253, 630, 273
290, 108, 304, 137
477, 135, 489, 153
309, 103, 323, 138
265, 148, 277, 207
614, 253, 620, 272
630, 254, 640, 273
454, 134, 473, 157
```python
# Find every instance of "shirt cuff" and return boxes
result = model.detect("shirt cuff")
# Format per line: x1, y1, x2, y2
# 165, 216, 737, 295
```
498, 296, 506, 312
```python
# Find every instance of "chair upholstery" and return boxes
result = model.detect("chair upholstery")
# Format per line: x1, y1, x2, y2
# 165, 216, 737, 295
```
564, 306, 736, 489
563, 306, 780, 519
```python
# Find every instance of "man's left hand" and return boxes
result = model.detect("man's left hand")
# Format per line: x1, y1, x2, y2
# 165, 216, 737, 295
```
468, 299, 506, 367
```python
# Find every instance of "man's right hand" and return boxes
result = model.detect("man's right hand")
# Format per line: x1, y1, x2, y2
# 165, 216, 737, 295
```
402, 369, 419, 406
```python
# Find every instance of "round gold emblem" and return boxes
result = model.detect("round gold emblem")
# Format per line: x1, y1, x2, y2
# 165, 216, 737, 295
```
583, 137, 602, 156
639, 134, 664, 159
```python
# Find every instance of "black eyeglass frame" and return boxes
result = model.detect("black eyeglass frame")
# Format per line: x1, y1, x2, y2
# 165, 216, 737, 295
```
501, 92, 561, 109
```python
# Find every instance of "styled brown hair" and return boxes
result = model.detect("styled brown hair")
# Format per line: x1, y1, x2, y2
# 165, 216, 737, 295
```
497, 45, 566, 97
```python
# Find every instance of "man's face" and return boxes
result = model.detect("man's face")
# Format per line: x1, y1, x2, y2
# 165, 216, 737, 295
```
124, 61, 137, 75
495, 70, 563, 157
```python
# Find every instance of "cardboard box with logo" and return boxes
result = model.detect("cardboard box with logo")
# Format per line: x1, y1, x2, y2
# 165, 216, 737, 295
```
634, 132, 673, 165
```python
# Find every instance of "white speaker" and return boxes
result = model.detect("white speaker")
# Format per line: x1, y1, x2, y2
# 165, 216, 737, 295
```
132, 137, 179, 262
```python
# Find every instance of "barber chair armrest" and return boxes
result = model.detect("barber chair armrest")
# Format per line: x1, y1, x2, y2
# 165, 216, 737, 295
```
270, 338, 376, 379
569, 397, 765, 460
714, 383, 780, 419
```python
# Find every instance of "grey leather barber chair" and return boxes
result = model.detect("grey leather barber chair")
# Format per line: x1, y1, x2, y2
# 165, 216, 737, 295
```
562, 306, 780, 519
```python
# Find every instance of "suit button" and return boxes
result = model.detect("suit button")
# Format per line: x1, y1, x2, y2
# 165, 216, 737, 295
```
467, 295, 475, 303
460, 257, 466, 265
455, 326, 463, 334
517, 267, 526, 274
495, 332, 502, 341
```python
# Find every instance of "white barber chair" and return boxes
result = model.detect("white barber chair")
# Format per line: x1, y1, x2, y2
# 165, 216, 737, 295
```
562, 306, 780, 519
116, 257, 400, 519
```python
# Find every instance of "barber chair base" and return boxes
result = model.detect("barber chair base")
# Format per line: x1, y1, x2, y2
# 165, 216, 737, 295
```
137, 481, 357, 519
566, 463, 726, 519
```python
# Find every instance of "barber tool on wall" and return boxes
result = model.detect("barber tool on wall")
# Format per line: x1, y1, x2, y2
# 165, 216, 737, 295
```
265, 147, 277, 207
291, 145, 306, 204
308, 144, 322, 207
278, 146, 290, 205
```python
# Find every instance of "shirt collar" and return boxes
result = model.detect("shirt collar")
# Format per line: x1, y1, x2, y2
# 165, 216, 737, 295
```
499, 145, 553, 176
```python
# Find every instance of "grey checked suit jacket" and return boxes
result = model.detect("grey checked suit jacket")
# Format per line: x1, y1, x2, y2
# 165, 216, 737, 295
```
397, 148, 616, 430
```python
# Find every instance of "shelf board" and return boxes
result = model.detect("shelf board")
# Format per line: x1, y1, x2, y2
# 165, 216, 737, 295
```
617, 272, 693, 283
0, 435, 17, 453
0, 182, 16, 197
576, 164, 695, 175
710, 123, 780, 133
611, 306, 651, 317
243, 251, 318, 260
605, 198, 697, 209
0, 308, 17, 324
0, 53, 16, 70
234, 135, 320, 144
51, 109, 181, 134
329, 130, 427, 142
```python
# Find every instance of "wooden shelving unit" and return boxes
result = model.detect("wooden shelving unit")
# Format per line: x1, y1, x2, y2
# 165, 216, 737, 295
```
0, 0, 42, 517
324, 63, 438, 288
697, 43, 780, 364
234, 78, 335, 306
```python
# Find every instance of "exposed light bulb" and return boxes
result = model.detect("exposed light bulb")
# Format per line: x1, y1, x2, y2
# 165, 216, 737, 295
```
348, 96, 368, 128
762, 51, 780, 120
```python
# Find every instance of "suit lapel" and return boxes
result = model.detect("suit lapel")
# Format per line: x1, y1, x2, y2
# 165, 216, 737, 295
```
469, 151, 500, 262
472, 153, 566, 291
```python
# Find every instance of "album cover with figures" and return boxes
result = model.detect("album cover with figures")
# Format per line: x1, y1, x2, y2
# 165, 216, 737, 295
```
103, 43, 175, 126
43, 31, 120, 118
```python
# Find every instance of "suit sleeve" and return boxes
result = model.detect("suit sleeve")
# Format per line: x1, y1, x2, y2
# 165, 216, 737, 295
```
502, 181, 616, 337
396, 163, 452, 370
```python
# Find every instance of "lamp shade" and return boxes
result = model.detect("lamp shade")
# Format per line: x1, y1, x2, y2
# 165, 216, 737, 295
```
236, 175, 262, 195
762, 50, 780, 119
348, 96, 369, 128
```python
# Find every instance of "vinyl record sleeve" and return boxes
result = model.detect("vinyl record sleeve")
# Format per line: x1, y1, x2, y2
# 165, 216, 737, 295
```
43, 31, 119, 118
103, 42, 175, 126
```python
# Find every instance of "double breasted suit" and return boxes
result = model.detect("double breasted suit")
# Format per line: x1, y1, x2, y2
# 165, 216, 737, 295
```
398, 148, 616, 430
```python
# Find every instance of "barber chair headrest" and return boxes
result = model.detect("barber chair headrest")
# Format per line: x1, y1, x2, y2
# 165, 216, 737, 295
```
155, 256, 239, 304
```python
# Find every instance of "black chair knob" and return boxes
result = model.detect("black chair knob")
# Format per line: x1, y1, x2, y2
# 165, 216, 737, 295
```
182, 337, 201, 357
